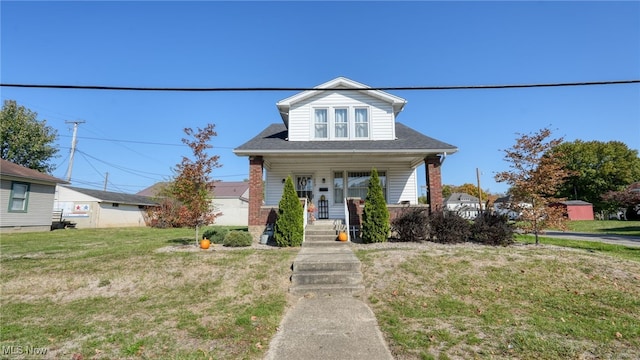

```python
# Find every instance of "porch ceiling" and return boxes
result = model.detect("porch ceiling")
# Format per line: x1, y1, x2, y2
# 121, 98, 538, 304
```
262, 153, 427, 170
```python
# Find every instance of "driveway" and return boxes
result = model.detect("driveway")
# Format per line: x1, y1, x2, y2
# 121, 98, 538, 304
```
541, 231, 640, 248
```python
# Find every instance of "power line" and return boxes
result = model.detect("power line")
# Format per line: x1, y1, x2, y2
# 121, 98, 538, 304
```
57, 134, 236, 149
1, 80, 639, 92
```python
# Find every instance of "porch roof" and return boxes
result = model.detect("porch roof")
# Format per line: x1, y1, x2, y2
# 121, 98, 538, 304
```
233, 122, 458, 156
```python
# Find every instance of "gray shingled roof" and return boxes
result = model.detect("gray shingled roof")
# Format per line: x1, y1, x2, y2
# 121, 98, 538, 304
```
0, 159, 67, 184
234, 122, 457, 155
63, 186, 158, 206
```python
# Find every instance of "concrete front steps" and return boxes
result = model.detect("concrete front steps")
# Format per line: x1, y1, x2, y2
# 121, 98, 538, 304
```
290, 220, 364, 296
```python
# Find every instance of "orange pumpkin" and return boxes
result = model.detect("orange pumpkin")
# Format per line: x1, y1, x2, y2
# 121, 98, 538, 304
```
338, 232, 348, 242
200, 238, 211, 249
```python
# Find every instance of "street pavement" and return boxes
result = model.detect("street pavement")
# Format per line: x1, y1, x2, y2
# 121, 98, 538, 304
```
541, 231, 640, 248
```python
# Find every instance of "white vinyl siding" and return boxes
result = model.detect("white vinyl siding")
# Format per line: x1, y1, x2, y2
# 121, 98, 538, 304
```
287, 91, 395, 141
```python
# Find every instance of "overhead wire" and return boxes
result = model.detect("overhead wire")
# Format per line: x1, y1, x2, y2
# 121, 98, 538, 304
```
2, 79, 639, 92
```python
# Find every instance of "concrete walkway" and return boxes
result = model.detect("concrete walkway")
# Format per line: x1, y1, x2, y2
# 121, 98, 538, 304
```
265, 223, 393, 360
264, 295, 394, 360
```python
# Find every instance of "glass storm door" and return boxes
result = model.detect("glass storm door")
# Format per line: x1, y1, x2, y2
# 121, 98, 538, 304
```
296, 175, 313, 201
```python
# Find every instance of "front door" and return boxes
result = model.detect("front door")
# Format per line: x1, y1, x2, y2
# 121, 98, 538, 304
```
295, 175, 313, 201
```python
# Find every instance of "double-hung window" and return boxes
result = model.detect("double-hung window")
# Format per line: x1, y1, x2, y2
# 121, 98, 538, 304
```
334, 109, 348, 138
355, 108, 369, 138
314, 109, 328, 139
333, 171, 386, 203
9, 182, 29, 212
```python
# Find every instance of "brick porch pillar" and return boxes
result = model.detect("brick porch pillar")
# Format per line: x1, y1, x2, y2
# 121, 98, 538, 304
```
248, 156, 264, 226
425, 155, 443, 213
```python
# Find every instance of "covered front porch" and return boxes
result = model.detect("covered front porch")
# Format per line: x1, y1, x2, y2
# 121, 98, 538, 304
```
246, 154, 444, 240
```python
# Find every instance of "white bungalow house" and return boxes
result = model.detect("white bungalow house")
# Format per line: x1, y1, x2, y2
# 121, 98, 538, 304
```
0, 159, 68, 233
444, 192, 484, 219
54, 185, 157, 228
233, 77, 458, 239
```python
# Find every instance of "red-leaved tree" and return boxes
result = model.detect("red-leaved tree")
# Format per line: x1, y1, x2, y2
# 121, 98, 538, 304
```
168, 124, 221, 245
495, 127, 571, 244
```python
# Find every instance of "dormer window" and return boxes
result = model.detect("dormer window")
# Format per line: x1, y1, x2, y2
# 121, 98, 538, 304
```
314, 109, 328, 138
334, 108, 348, 138
355, 108, 369, 138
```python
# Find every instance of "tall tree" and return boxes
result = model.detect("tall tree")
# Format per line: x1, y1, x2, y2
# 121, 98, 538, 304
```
361, 168, 390, 243
495, 128, 571, 244
0, 100, 59, 173
551, 140, 640, 212
274, 176, 304, 247
169, 124, 221, 245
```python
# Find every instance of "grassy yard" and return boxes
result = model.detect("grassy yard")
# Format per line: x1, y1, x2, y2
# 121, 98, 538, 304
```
2, 225, 639, 359
356, 242, 640, 359
0, 228, 297, 360
564, 220, 640, 237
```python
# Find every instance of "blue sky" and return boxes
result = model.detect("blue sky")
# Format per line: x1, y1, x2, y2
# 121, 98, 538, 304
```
2, 1, 639, 196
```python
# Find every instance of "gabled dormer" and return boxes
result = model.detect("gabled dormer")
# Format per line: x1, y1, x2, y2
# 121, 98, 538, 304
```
276, 77, 407, 142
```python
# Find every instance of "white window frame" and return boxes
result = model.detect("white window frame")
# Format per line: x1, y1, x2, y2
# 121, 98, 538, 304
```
313, 108, 328, 139
9, 182, 29, 212
333, 170, 386, 204
354, 107, 370, 139
334, 108, 349, 139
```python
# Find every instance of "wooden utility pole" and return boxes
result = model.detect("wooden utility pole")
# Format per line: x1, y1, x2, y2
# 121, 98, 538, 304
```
476, 168, 483, 213
103, 172, 109, 191
64, 120, 85, 182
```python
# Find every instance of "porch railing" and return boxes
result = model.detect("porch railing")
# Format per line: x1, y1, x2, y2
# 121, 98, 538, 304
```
302, 198, 308, 243
344, 198, 350, 242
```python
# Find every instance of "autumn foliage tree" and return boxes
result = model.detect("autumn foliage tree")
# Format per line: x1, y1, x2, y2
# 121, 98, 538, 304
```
148, 124, 221, 245
495, 127, 571, 244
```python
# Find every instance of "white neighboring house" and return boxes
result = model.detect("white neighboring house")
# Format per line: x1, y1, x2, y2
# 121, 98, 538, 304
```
444, 192, 484, 219
211, 181, 249, 226
493, 196, 532, 220
136, 181, 249, 226
54, 185, 158, 228
0, 159, 67, 233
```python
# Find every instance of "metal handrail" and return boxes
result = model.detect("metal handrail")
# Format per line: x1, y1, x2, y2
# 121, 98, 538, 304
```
344, 198, 350, 242
302, 198, 308, 243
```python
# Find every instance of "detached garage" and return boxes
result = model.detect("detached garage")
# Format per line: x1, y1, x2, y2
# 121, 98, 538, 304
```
557, 200, 594, 220
54, 186, 158, 228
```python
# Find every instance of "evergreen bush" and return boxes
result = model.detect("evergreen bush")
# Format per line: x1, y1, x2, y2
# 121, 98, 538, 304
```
391, 207, 429, 242
274, 176, 304, 247
223, 230, 253, 247
470, 212, 514, 246
428, 210, 471, 244
202, 227, 228, 244
361, 168, 390, 243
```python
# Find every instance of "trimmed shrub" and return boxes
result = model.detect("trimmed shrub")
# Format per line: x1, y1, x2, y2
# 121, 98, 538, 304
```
361, 168, 390, 243
428, 211, 471, 244
471, 212, 514, 246
391, 207, 429, 242
274, 176, 304, 247
223, 231, 253, 247
202, 227, 228, 244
